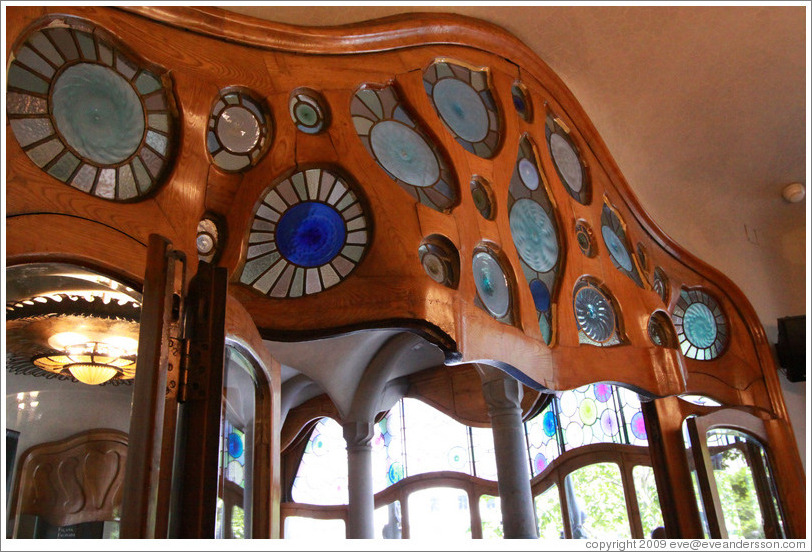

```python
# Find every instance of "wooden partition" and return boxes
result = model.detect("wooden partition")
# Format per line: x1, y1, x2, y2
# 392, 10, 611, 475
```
5, 5, 804, 538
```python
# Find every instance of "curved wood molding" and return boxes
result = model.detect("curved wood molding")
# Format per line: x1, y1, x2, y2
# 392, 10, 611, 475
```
3, 6, 790, 422
9, 429, 128, 531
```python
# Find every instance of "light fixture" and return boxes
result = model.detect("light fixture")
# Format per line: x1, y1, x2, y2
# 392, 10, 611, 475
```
781, 182, 805, 203
33, 332, 137, 385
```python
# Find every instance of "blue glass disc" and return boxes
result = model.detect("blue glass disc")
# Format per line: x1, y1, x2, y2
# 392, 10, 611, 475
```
52, 63, 144, 164
369, 120, 440, 187
542, 410, 557, 437
510, 199, 558, 273
432, 78, 489, 142
276, 202, 346, 267
227, 432, 244, 458
530, 279, 550, 312
472, 251, 510, 319
518, 158, 539, 190
683, 302, 717, 348
601, 225, 634, 272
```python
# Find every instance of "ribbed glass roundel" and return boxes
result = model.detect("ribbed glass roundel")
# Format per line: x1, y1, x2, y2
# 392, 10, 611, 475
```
574, 286, 616, 343
52, 63, 144, 164
369, 121, 440, 187
432, 78, 489, 143
472, 251, 510, 319
601, 225, 634, 272
510, 199, 559, 273
683, 302, 717, 349
276, 202, 346, 267
549, 133, 583, 193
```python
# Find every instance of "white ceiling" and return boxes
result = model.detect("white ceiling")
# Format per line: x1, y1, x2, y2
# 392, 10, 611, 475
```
221, 5, 807, 411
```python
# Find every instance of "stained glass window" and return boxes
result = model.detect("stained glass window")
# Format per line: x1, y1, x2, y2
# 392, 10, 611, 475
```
557, 384, 625, 449
601, 202, 646, 288
371, 404, 406, 493
672, 288, 728, 361
617, 387, 648, 446
423, 60, 501, 158
508, 136, 561, 344
573, 278, 623, 347
291, 418, 349, 505
207, 89, 271, 172
525, 400, 563, 477
402, 398, 471, 477
240, 168, 369, 298
222, 421, 246, 488
545, 114, 589, 204
352, 84, 457, 212
7, 18, 175, 200
511, 82, 533, 122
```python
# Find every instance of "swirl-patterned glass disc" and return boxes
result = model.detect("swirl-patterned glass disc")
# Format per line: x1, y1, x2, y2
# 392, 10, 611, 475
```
207, 90, 270, 172
508, 137, 561, 344
7, 19, 174, 200
470, 177, 495, 220
671, 289, 728, 360
240, 168, 369, 298
290, 89, 328, 134
472, 251, 511, 320
423, 61, 501, 158
574, 284, 616, 343
653, 267, 670, 305
352, 85, 457, 212
418, 236, 459, 289
601, 202, 645, 288
545, 115, 589, 204
510, 199, 559, 273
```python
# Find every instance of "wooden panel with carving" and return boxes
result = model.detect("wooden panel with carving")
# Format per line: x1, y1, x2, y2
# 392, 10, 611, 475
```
8, 429, 128, 532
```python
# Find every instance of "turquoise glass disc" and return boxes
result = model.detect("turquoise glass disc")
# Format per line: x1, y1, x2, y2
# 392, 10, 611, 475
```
601, 225, 634, 272
369, 120, 440, 187
550, 133, 583, 193
574, 286, 615, 342
276, 202, 346, 267
683, 302, 717, 348
432, 78, 489, 143
52, 63, 145, 164
510, 199, 558, 273
472, 251, 510, 319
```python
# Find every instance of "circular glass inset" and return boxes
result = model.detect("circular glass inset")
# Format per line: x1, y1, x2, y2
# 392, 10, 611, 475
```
565, 422, 584, 448
518, 158, 539, 190
52, 63, 144, 164
542, 410, 557, 437
227, 432, 244, 458
510, 199, 559, 273
653, 268, 670, 304
594, 383, 612, 403
216, 106, 260, 153
574, 285, 616, 343
276, 202, 346, 267
196, 233, 214, 255
683, 302, 717, 349
559, 391, 577, 417
549, 133, 583, 193
579, 398, 598, 425
290, 91, 327, 134
472, 251, 510, 319
575, 221, 595, 257
630, 411, 647, 440
432, 78, 489, 143
448, 446, 467, 469
388, 461, 404, 484
601, 225, 634, 272
369, 120, 440, 187
600, 410, 619, 436
511, 83, 531, 121
421, 252, 446, 283
534, 453, 548, 473
529, 279, 550, 312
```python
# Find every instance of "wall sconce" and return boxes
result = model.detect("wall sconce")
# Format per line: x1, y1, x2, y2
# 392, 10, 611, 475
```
32, 332, 137, 386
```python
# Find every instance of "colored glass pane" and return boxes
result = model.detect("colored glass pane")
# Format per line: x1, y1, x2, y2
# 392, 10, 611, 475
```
672, 288, 728, 360
402, 398, 471, 477
291, 418, 349, 505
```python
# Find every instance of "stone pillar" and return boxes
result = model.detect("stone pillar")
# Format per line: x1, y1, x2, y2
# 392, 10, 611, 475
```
343, 421, 375, 539
479, 365, 538, 539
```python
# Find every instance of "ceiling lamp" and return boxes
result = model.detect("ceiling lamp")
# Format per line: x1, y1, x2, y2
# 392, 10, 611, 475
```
32, 332, 137, 385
